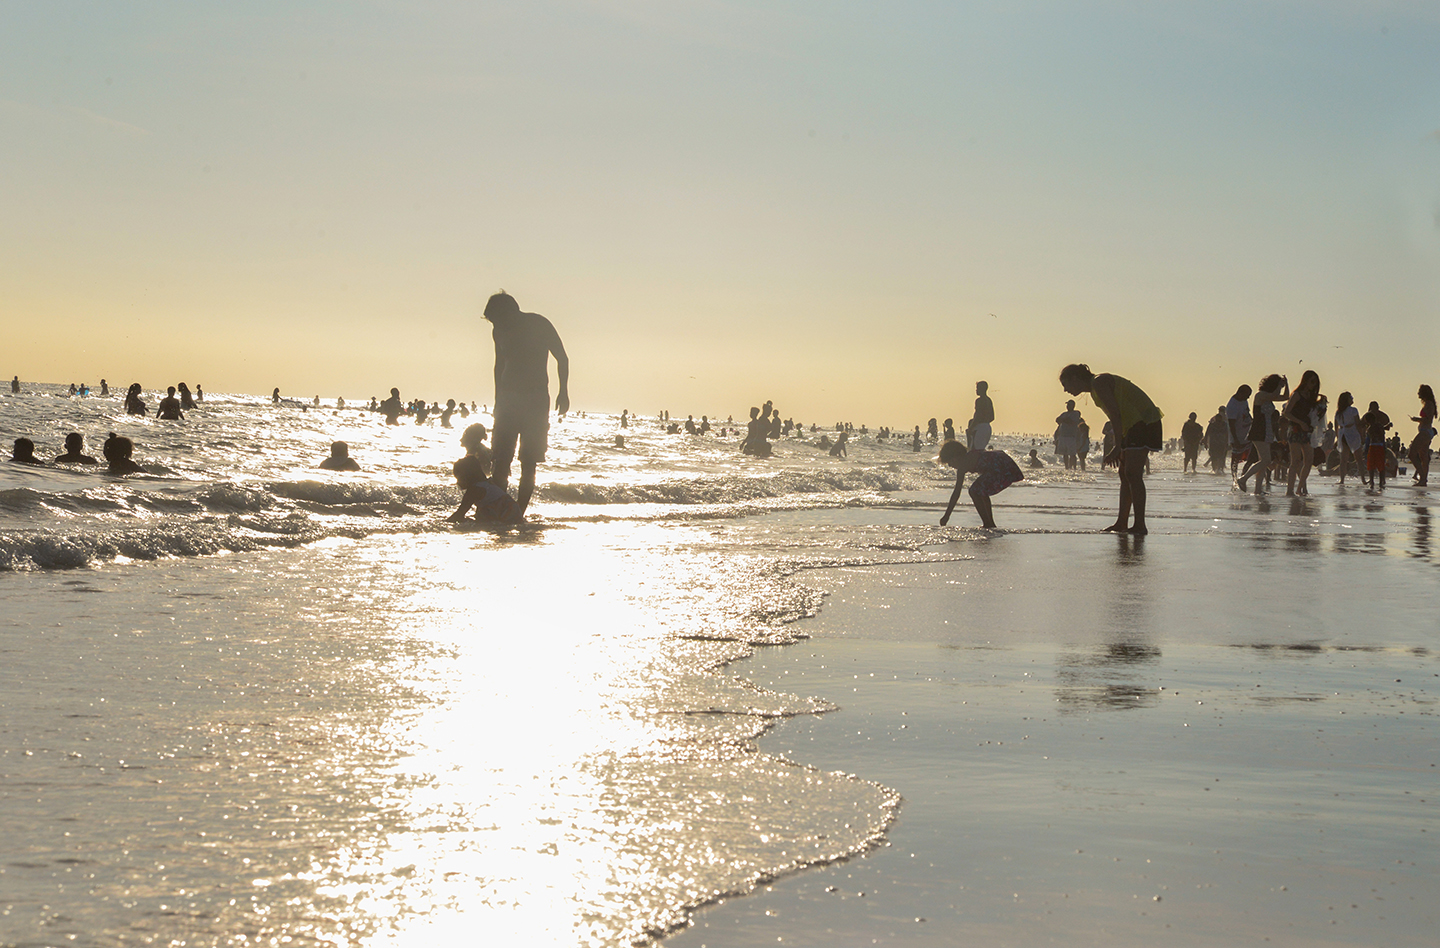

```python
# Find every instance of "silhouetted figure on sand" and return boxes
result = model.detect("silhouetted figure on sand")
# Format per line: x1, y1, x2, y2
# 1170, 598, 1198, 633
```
11, 438, 44, 465
318, 441, 361, 471
1060, 364, 1162, 535
124, 383, 147, 416
968, 382, 994, 449
1181, 412, 1203, 473
157, 386, 184, 421
106, 436, 145, 476
1237, 374, 1288, 495
1360, 401, 1392, 490
54, 433, 98, 465
484, 291, 570, 520
939, 440, 1023, 529
380, 388, 404, 425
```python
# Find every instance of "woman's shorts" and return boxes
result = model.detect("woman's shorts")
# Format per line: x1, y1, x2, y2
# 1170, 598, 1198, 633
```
1122, 420, 1163, 452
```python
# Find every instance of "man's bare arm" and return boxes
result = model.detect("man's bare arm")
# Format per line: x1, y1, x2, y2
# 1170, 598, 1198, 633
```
550, 332, 570, 416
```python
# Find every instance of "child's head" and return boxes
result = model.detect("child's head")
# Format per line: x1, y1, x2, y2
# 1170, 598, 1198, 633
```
461, 423, 489, 451
939, 439, 968, 469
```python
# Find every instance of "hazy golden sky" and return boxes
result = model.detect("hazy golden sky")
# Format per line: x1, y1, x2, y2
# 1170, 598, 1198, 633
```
4, 2, 1438, 432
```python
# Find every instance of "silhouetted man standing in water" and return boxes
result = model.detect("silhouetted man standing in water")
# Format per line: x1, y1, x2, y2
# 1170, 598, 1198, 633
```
485, 291, 570, 520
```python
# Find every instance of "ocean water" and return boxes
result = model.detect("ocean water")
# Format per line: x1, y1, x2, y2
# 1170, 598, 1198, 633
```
5, 386, 1436, 947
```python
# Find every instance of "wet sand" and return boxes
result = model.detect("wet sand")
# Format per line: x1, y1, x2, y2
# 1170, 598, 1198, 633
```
669, 473, 1440, 947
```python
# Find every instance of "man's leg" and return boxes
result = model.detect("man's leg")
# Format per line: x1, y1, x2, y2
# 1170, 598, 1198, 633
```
1128, 449, 1148, 534
1105, 452, 1132, 532
516, 460, 538, 518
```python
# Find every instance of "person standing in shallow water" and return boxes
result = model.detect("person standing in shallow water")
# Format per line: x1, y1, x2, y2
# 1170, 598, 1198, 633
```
938, 440, 1023, 529
1059, 364, 1163, 535
484, 291, 570, 521
968, 381, 994, 450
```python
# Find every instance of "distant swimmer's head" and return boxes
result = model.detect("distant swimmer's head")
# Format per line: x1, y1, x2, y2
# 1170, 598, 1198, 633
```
330, 441, 350, 459
976, 381, 988, 395
1258, 374, 1284, 393
461, 423, 489, 449
484, 291, 520, 321
1058, 364, 1093, 396
65, 432, 84, 452
112, 436, 134, 459
12, 437, 36, 460
447, 399, 456, 409
129, 382, 142, 395
390, 388, 400, 398
938, 439, 968, 468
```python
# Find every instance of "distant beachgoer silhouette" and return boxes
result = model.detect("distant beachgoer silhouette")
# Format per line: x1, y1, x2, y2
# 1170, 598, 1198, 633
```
1237, 374, 1288, 495
484, 291, 570, 520
1360, 401, 1392, 489
927, 418, 939, 442
1409, 384, 1436, 486
156, 386, 184, 421
1226, 384, 1253, 479
177, 383, 196, 410
912, 426, 922, 452
1026, 448, 1044, 468
1181, 412, 1204, 473
54, 433, 98, 465
441, 399, 457, 428
100, 379, 109, 396
620, 409, 629, 429
1055, 399, 1082, 470
943, 418, 956, 442
318, 441, 361, 471
1060, 364, 1162, 535
380, 388, 403, 425
10, 376, 19, 394
106, 436, 145, 476
939, 440, 1023, 529
1206, 407, 1228, 474
195, 384, 202, 401
830, 431, 849, 458
1281, 370, 1322, 496
742, 406, 772, 456
124, 383, 148, 416
273, 388, 281, 404
968, 381, 994, 450
11, 438, 44, 465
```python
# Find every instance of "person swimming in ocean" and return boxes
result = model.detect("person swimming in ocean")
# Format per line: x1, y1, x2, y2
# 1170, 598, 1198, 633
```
124, 383, 147, 416
10, 376, 19, 394
177, 383, 196, 411
484, 291, 570, 521
380, 388, 403, 425
273, 388, 281, 404
156, 386, 184, 421
1026, 448, 1044, 468
11, 438, 44, 465
54, 433, 98, 465
939, 440, 1024, 529
1060, 363, 1163, 535
318, 441, 361, 471
441, 399, 457, 428
105, 436, 145, 476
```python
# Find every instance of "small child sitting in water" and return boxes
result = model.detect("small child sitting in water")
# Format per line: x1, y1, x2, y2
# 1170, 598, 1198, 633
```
939, 440, 1024, 529
447, 424, 516, 523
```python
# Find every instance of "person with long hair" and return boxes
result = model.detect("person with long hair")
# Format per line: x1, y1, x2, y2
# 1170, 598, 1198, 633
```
1409, 384, 1436, 486
1237, 374, 1289, 495
1280, 370, 1321, 496
1334, 391, 1362, 485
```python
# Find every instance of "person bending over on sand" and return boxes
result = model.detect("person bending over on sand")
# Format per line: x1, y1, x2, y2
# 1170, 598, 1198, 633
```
124, 383, 148, 416
1409, 384, 1436, 486
54, 433, 98, 465
11, 438, 45, 465
318, 441, 361, 471
1360, 401, 1392, 490
380, 388, 404, 425
1180, 412, 1204, 473
1060, 364, 1163, 535
106, 436, 145, 476
484, 291, 570, 521
939, 440, 1023, 529
156, 386, 184, 421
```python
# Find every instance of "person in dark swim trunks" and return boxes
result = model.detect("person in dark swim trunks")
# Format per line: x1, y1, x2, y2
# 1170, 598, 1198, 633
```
1060, 364, 1163, 535
938, 440, 1024, 529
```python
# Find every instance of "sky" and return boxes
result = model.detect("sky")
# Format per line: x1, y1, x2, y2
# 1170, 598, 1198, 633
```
3, 0, 1438, 433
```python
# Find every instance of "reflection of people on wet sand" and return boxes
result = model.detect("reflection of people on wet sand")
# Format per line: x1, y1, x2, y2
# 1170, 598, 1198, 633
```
106, 436, 145, 476
484, 291, 570, 521
54, 433, 98, 465
11, 438, 44, 465
1060, 364, 1162, 535
318, 441, 361, 471
939, 440, 1023, 529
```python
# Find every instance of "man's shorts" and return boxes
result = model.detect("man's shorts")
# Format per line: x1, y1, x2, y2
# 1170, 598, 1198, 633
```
968, 423, 991, 451
492, 411, 550, 464
1122, 419, 1163, 452
1366, 444, 1386, 472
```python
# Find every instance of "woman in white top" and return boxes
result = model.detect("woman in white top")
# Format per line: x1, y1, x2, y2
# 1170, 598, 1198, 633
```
1334, 391, 1362, 486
